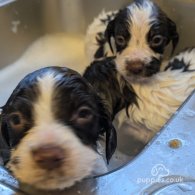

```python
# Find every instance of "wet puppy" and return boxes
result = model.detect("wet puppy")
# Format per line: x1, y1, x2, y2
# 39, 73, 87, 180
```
114, 47, 195, 144
0, 67, 118, 190
86, 0, 179, 81
85, 48, 195, 146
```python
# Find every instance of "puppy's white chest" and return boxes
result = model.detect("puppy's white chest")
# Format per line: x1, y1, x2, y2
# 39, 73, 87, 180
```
115, 71, 195, 143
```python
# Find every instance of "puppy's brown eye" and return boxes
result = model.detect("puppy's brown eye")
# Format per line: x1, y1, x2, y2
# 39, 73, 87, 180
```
115, 35, 126, 46
151, 35, 164, 47
8, 112, 24, 130
78, 108, 92, 118
10, 114, 20, 125
72, 106, 93, 124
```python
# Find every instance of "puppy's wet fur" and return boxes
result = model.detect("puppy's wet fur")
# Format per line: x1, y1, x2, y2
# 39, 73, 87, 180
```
0, 66, 123, 190
86, 0, 179, 81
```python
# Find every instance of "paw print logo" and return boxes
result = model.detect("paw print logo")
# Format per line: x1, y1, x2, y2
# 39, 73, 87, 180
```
151, 164, 169, 180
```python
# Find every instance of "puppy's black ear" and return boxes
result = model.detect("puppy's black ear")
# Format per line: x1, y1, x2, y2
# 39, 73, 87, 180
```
167, 18, 179, 55
98, 100, 117, 163
0, 112, 11, 164
0, 118, 10, 148
100, 115, 117, 163
105, 121, 117, 164
105, 19, 115, 54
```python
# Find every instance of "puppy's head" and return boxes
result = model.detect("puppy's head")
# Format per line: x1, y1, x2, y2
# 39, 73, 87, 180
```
105, 0, 179, 81
0, 67, 116, 190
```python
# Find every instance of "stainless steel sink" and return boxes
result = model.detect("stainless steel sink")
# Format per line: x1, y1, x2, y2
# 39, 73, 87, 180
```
0, 0, 195, 194
1, 0, 195, 68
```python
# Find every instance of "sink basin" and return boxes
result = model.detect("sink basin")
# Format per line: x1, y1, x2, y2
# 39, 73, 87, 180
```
1, 0, 195, 69
0, 0, 195, 194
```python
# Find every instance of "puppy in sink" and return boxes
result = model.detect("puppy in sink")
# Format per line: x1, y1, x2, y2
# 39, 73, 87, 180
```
85, 0, 195, 146
0, 66, 122, 190
84, 48, 195, 146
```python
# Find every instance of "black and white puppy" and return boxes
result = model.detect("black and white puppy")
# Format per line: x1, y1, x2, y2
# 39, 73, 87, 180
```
0, 66, 119, 190
84, 48, 195, 146
85, 0, 179, 81
112, 47, 195, 144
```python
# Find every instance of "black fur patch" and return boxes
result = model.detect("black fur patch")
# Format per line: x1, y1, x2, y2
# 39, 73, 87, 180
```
95, 32, 107, 58
164, 58, 195, 72
94, 12, 118, 59
145, 57, 161, 76
148, 4, 179, 55
105, 8, 131, 54
83, 57, 137, 119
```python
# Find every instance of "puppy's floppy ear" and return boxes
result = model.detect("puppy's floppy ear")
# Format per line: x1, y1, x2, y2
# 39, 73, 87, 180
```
105, 19, 116, 54
98, 101, 117, 164
0, 116, 10, 148
0, 111, 11, 164
167, 17, 179, 55
105, 121, 117, 164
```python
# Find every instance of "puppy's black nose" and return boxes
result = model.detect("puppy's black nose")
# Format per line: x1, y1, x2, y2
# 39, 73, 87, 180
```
32, 145, 65, 170
125, 60, 144, 74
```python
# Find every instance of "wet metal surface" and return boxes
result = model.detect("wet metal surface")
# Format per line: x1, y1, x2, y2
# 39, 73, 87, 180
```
0, 91, 195, 195
0, 0, 15, 7
0, 0, 195, 68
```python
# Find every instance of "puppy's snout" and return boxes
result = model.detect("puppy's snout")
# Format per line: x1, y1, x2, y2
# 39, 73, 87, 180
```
32, 145, 65, 170
125, 60, 144, 74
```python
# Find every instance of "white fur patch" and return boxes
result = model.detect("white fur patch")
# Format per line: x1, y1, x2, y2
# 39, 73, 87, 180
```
34, 72, 57, 125
7, 73, 104, 190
